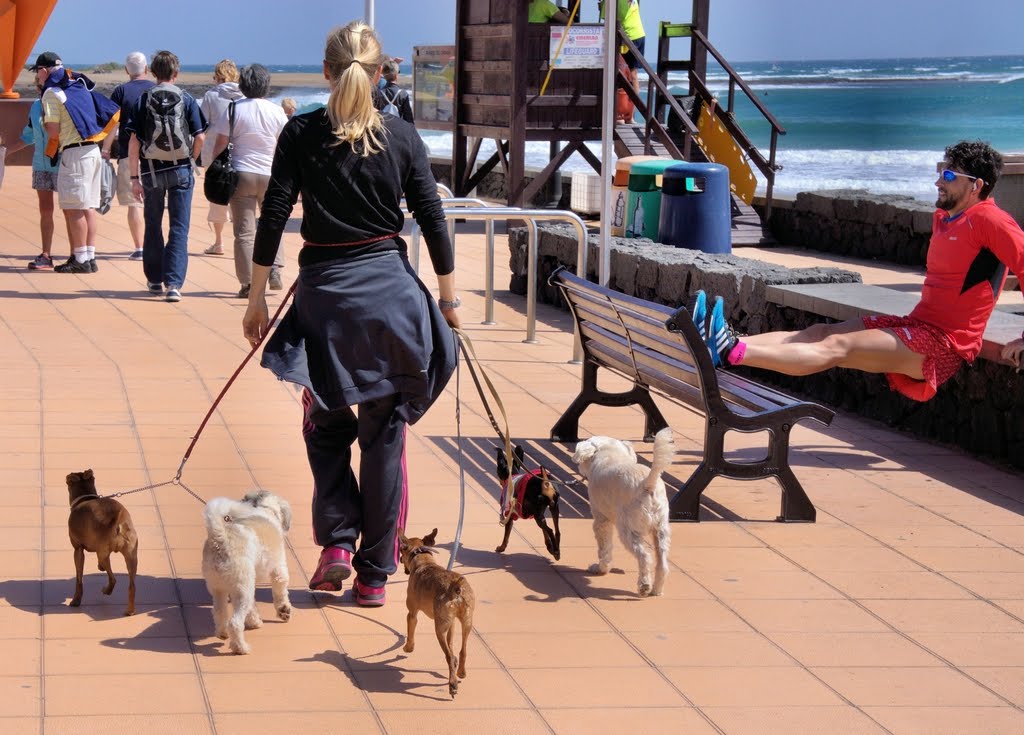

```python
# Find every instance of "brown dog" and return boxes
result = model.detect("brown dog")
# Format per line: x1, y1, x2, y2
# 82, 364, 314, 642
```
66, 469, 138, 616
399, 528, 476, 699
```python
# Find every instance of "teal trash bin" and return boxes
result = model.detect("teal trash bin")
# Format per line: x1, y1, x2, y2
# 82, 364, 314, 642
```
624, 160, 677, 240
658, 162, 732, 253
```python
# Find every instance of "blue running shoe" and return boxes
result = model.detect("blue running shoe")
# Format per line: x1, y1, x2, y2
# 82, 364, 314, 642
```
706, 296, 739, 367
685, 290, 708, 343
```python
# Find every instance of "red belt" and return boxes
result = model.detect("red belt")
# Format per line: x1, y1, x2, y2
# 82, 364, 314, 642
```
302, 232, 400, 247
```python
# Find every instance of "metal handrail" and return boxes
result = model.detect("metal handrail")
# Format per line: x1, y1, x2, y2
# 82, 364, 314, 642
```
404, 198, 490, 273
406, 206, 589, 344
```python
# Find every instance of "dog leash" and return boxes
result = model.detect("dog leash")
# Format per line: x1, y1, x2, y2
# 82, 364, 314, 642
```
102, 281, 301, 506
450, 327, 576, 484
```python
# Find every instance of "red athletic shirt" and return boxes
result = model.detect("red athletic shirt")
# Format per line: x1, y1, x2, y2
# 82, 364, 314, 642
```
909, 199, 1024, 362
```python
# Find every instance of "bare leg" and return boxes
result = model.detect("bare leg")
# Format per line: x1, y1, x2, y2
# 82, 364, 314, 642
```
127, 206, 144, 250
65, 209, 88, 248
84, 208, 99, 248
742, 321, 925, 379
37, 190, 55, 256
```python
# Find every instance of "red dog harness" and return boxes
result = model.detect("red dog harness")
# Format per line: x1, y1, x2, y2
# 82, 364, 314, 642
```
499, 469, 544, 524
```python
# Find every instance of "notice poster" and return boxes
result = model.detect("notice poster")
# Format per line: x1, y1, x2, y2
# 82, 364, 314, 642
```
413, 45, 455, 130
549, 26, 605, 69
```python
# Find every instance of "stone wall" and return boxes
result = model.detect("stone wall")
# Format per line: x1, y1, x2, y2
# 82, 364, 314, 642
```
508, 223, 1024, 470
764, 190, 935, 266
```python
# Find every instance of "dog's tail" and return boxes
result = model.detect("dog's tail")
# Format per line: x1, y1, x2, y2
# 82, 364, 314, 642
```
643, 428, 675, 494
204, 497, 278, 542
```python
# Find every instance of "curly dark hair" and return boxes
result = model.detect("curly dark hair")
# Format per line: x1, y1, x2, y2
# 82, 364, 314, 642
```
944, 140, 1003, 199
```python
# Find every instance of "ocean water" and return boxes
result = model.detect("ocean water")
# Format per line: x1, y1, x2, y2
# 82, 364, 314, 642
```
263, 55, 1024, 204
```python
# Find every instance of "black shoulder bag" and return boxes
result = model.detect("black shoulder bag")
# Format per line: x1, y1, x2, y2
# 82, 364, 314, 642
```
203, 101, 239, 206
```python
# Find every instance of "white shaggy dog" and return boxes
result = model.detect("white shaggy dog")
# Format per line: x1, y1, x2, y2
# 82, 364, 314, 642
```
572, 428, 675, 597
202, 490, 293, 654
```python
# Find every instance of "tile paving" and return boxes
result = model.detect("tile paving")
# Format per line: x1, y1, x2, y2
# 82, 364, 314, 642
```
0, 164, 1022, 733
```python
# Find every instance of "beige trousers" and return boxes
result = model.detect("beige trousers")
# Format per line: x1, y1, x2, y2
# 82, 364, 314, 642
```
229, 171, 283, 286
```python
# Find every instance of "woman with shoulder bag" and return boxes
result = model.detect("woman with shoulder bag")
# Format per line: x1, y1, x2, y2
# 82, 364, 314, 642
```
208, 64, 288, 297
242, 22, 460, 607
199, 60, 243, 255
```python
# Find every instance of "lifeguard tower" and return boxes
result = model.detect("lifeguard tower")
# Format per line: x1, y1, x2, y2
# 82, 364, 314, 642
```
439, 0, 786, 244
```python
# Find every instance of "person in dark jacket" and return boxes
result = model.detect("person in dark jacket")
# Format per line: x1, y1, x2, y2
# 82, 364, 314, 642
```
378, 57, 414, 124
243, 21, 460, 607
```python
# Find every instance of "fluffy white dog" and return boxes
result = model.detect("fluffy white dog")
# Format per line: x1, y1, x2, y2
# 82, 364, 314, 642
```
202, 490, 292, 654
572, 428, 675, 597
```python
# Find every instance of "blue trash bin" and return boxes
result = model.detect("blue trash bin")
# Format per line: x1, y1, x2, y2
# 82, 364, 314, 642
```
658, 162, 732, 253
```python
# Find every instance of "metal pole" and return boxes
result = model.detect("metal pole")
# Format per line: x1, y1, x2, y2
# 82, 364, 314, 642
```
364, 0, 374, 27
484, 219, 496, 325
598, 2, 616, 287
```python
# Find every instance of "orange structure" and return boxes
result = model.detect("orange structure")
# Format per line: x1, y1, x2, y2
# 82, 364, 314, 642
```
0, 0, 59, 99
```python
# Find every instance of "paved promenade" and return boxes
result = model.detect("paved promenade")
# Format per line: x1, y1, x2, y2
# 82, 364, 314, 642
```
0, 165, 1022, 734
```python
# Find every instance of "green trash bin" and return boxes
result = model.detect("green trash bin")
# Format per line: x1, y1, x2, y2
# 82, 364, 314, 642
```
624, 159, 678, 240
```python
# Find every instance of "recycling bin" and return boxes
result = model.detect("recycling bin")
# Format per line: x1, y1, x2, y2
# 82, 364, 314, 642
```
658, 162, 732, 253
624, 159, 678, 240
610, 155, 662, 237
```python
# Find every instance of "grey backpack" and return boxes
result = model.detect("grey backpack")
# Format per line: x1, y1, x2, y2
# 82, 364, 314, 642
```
96, 159, 116, 214
141, 84, 193, 161
380, 86, 406, 117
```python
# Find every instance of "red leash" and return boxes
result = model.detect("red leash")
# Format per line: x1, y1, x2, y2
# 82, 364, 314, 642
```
174, 279, 300, 483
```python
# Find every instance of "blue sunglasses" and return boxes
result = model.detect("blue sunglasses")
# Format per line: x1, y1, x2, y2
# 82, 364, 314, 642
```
941, 168, 978, 183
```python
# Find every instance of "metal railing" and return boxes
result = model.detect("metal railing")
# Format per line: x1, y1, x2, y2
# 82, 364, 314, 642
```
406, 205, 589, 344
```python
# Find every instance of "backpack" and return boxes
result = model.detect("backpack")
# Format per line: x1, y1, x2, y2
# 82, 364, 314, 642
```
380, 86, 406, 118
140, 84, 193, 162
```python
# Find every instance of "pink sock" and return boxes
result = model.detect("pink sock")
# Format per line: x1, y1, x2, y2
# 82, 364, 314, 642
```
726, 341, 746, 365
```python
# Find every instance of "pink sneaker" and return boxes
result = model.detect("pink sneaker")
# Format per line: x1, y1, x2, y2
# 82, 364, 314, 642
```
308, 546, 352, 591
353, 578, 386, 607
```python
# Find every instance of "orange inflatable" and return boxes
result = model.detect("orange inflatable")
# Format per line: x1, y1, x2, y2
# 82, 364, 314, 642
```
0, 0, 59, 99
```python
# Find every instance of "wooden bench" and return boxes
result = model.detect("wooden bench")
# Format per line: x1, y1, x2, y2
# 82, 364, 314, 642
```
549, 267, 835, 522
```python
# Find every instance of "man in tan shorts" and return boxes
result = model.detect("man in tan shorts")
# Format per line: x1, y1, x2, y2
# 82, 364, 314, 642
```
38, 51, 119, 274
106, 51, 154, 260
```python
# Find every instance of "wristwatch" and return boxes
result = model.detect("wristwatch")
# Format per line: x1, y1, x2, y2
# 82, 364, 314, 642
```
438, 296, 461, 310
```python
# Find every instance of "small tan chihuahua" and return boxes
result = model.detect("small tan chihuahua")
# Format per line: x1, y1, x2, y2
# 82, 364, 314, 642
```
399, 528, 476, 699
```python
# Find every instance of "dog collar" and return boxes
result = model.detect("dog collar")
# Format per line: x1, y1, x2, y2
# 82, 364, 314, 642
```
70, 493, 100, 509
408, 546, 435, 558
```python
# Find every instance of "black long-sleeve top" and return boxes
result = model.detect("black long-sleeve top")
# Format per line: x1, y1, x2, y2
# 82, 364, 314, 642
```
253, 108, 453, 274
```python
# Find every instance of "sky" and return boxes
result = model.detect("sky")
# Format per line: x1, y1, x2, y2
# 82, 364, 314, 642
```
29, 0, 1024, 67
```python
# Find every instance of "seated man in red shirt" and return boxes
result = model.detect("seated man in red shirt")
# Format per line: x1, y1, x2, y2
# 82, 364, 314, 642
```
697, 139, 1024, 401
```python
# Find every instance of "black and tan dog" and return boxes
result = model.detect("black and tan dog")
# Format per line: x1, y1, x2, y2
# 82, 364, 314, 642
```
495, 445, 561, 560
66, 469, 138, 616
399, 528, 476, 699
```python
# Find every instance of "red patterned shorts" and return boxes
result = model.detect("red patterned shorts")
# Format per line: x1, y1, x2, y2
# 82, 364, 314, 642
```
861, 315, 964, 402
